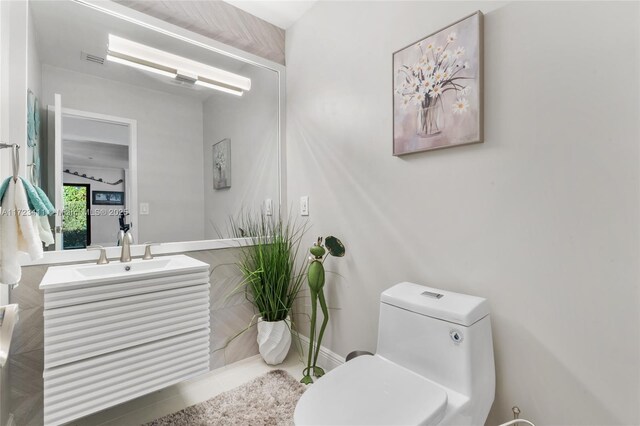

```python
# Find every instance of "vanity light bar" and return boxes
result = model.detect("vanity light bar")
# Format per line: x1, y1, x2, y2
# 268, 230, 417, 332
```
195, 79, 243, 96
106, 34, 251, 96
105, 54, 176, 79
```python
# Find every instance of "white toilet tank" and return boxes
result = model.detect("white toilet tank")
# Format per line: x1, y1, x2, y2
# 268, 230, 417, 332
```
377, 282, 495, 420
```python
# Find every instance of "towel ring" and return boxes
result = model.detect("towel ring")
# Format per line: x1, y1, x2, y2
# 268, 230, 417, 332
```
0, 143, 20, 182
12, 144, 19, 182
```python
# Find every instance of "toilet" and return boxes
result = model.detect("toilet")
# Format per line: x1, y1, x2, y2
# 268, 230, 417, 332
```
294, 282, 495, 426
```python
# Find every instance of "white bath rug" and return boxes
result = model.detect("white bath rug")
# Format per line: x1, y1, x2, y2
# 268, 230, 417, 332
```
144, 370, 306, 426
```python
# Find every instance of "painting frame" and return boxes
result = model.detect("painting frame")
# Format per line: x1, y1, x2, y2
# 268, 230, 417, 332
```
213, 138, 231, 190
92, 190, 124, 206
392, 11, 484, 156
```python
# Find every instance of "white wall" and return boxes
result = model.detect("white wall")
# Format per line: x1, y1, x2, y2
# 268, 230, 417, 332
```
26, 10, 42, 181
41, 65, 205, 244
202, 64, 279, 237
27, 20, 40, 100
286, 2, 640, 425
0, 1, 27, 180
0, 0, 28, 376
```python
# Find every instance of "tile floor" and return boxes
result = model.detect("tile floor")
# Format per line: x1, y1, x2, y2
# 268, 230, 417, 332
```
70, 350, 307, 426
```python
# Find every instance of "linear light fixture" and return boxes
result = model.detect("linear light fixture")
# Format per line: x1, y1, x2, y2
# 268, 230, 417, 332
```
106, 34, 250, 96
105, 54, 176, 79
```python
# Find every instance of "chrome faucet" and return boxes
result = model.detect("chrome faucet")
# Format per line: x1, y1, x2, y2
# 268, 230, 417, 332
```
119, 231, 134, 263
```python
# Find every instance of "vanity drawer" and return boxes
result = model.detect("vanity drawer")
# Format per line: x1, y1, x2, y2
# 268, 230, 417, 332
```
43, 328, 210, 426
43, 268, 210, 308
44, 283, 210, 368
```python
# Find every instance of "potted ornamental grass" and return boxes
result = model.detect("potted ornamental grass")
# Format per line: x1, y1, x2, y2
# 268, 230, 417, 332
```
231, 211, 307, 365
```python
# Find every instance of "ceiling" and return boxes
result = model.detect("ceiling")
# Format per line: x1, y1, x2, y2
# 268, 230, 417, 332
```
64, 115, 129, 147
30, 0, 254, 102
63, 115, 129, 170
223, 1, 318, 29
64, 140, 129, 170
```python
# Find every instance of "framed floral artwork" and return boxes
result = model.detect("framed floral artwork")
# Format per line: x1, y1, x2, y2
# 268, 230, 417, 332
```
213, 138, 231, 189
393, 11, 483, 155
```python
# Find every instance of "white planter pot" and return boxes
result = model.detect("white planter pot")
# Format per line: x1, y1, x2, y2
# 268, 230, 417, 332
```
257, 316, 291, 365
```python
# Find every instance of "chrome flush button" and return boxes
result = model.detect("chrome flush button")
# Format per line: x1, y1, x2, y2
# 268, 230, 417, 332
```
450, 330, 463, 344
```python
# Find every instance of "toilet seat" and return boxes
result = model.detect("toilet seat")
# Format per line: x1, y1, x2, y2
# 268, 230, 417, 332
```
294, 355, 448, 426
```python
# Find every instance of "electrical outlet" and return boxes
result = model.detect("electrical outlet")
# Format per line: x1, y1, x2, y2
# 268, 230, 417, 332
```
265, 199, 273, 216
140, 202, 149, 215
300, 196, 309, 216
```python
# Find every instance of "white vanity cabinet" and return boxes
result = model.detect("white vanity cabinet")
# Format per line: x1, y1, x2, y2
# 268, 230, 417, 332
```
39, 255, 211, 426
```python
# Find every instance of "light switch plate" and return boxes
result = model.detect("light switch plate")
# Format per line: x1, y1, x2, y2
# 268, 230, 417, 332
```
140, 203, 149, 215
300, 196, 309, 216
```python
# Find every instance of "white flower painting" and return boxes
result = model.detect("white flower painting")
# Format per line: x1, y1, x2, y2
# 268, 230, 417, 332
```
213, 138, 231, 189
393, 11, 483, 155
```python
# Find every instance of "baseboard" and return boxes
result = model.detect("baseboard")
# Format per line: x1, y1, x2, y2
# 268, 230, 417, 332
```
295, 335, 345, 372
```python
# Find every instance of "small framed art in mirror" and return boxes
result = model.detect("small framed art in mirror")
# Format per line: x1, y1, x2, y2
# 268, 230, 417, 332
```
213, 138, 231, 190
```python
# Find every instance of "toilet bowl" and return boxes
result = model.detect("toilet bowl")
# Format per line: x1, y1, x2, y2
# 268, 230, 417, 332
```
294, 282, 495, 426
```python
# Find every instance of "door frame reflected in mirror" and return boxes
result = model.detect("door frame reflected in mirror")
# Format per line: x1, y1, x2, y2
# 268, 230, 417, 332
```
47, 103, 138, 250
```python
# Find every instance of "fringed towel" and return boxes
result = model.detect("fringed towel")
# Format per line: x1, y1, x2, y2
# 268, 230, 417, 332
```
0, 178, 44, 285
0, 177, 55, 247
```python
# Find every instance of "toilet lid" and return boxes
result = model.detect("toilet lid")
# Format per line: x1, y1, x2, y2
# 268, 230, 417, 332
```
294, 355, 448, 426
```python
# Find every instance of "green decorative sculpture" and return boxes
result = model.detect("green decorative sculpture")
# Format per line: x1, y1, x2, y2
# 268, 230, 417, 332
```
301, 236, 345, 384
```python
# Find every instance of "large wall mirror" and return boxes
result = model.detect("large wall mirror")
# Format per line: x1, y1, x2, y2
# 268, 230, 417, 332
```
27, 0, 281, 251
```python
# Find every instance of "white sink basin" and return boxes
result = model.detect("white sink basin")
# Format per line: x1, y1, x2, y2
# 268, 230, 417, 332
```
0, 304, 18, 368
75, 258, 171, 278
39, 255, 209, 290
